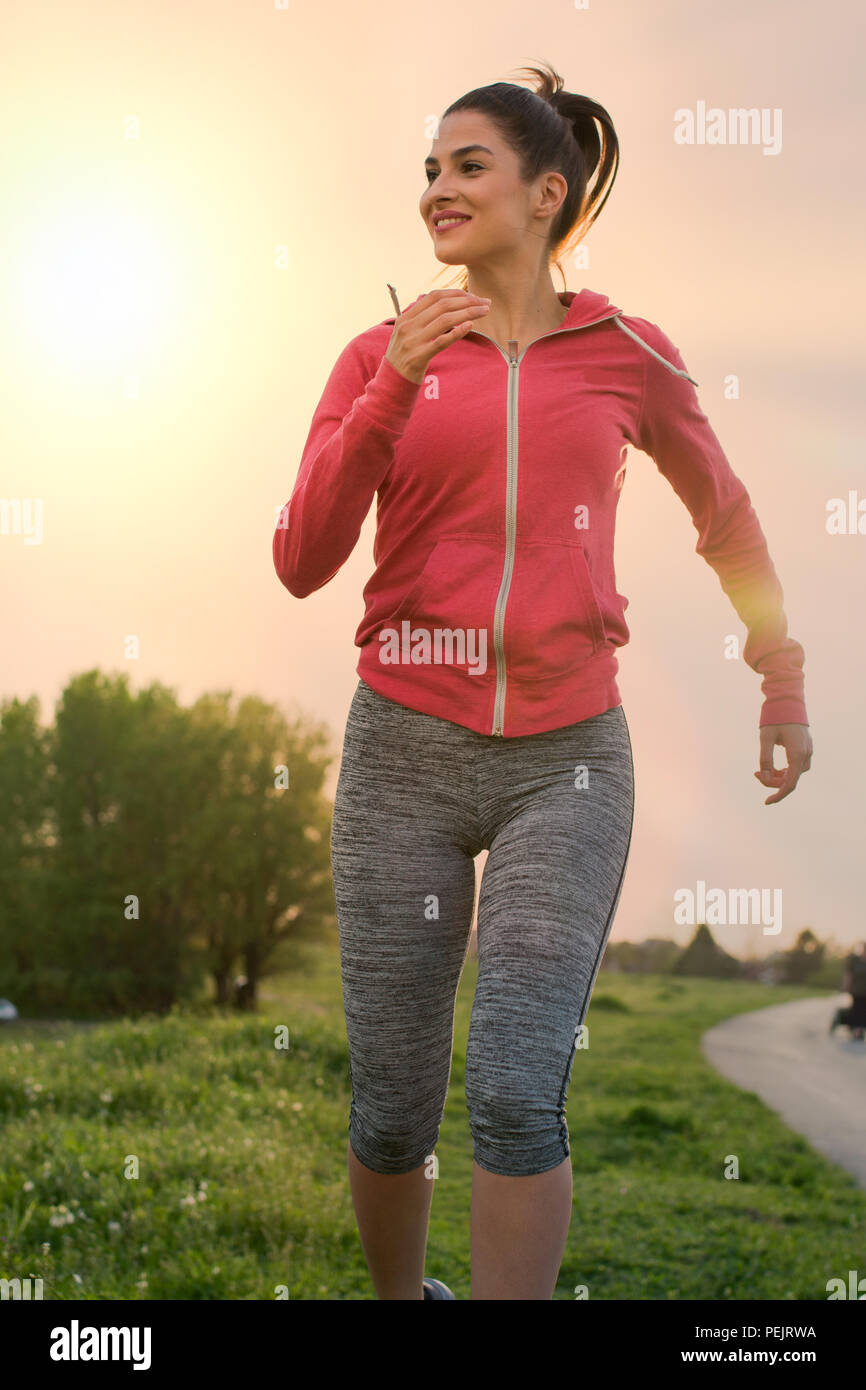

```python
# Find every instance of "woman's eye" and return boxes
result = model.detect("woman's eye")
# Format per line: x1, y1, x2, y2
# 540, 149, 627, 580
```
425, 162, 483, 183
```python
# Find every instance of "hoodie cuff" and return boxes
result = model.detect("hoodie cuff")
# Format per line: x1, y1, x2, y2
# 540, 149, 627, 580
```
759, 696, 809, 728
356, 355, 422, 432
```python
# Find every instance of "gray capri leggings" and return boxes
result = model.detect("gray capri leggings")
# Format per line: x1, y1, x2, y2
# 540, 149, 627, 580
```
330, 676, 635, 1179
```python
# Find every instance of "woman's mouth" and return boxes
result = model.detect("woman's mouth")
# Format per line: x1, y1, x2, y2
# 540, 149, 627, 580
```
434, 216, 472, 234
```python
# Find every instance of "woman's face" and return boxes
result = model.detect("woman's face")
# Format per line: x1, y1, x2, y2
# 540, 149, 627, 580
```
419, 111, 557, 266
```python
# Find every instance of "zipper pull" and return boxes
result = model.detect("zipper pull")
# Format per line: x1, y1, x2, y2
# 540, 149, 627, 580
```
508, 338, 518, 363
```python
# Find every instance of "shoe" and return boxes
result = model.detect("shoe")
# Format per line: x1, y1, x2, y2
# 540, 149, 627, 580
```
423, 1277, 456, 1300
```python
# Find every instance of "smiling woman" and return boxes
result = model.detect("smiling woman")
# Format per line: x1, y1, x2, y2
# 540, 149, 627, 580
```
415, 67, 619, 354
421, 63, 618, 301
273, 55, 811, 1306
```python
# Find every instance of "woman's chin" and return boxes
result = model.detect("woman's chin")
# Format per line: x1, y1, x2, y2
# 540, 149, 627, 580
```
434, 250, 471, 269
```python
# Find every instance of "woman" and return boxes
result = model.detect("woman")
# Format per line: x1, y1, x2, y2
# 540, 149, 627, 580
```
273, 63, 813, 1300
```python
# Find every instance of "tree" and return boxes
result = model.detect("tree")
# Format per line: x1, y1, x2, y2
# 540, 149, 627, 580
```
672, 923, 742, 979
184, 691, 336, 1010
0, 668, 338, 1017
49, 670, 209, 1013
779, 927, 825, 984
0, 695, 53, 1002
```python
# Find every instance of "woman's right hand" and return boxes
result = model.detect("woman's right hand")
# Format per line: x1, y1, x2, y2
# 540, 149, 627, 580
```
385, 288, 491, 384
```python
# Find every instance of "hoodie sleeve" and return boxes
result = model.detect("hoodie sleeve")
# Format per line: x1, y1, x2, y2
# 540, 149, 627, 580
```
634, 320, 808, 728
273, 337, 422, 598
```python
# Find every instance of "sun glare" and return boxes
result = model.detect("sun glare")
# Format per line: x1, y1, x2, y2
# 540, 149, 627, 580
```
10, 192, 174, 374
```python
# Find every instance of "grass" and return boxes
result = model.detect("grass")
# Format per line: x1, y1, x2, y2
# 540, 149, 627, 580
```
0, 945, 863, 1300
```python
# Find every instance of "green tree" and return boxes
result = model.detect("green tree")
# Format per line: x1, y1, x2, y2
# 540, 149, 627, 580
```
49, 670, 208, 1013
1, 668, 337, 1017
672, 923, 742, 979
184, 691, 336, 1009
0, 695, 53, 1004
779, 927, 825, 984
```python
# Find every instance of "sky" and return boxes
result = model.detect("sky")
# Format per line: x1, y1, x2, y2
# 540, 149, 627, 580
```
2, 0, 863, 959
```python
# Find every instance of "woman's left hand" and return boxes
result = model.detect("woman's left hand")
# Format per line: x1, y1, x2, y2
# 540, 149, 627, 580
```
754, 723, 813, 804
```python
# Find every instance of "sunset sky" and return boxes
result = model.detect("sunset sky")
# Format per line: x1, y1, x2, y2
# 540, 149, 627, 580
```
3, 0, 862, 958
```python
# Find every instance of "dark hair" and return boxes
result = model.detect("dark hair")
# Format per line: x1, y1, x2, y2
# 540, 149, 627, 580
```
430, 61, 619, 292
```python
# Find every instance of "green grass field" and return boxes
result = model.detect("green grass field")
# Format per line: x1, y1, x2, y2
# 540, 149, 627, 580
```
1, 945, 863, 1300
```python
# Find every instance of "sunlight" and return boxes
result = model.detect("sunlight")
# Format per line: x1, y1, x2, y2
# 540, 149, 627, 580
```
10, 191, 174, 372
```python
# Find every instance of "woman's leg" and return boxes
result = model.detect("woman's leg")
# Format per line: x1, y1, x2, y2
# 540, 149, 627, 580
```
330, 680, 481, 1299
465, 704, 635, 1299
470, 1154, 574, 1301
345, 1143, 436, 1301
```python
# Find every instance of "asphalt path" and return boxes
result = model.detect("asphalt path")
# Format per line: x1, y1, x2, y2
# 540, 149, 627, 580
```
702, 994, 866, 1190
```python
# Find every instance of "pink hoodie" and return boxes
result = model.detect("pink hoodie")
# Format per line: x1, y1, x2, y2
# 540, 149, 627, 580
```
273, 288, 808, 737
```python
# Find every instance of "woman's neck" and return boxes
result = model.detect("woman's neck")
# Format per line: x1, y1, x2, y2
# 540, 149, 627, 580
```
464, 272, 568, 349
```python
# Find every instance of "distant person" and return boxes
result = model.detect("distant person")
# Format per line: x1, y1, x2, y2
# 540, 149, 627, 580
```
829, 942, 866, 1040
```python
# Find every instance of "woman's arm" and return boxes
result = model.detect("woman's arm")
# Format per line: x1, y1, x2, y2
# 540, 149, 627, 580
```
634, 319, 808, 730
273, 340, 421, 598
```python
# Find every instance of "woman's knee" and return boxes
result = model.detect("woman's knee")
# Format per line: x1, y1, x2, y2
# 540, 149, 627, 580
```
348, 1099, 442, 1176
463, 1071, 572, 1177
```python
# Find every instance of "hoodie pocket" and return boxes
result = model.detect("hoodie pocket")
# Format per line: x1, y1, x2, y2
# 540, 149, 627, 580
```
378, 533, 502, 677
503, 539, 607, 681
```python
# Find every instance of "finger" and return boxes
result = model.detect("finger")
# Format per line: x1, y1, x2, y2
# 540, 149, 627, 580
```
763, 768, 799, 804
762, 750, 808, 803
411, 289, 486, 322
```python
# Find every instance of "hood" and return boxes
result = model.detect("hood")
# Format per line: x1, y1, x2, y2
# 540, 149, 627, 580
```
378, 285, 699, 386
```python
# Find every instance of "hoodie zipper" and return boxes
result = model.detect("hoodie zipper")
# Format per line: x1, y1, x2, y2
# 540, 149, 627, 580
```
481, 312, 621, 736
490, 337, 519, 736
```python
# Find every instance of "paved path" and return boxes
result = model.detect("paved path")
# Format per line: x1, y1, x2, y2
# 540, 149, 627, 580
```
702, 994, 866, 1190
